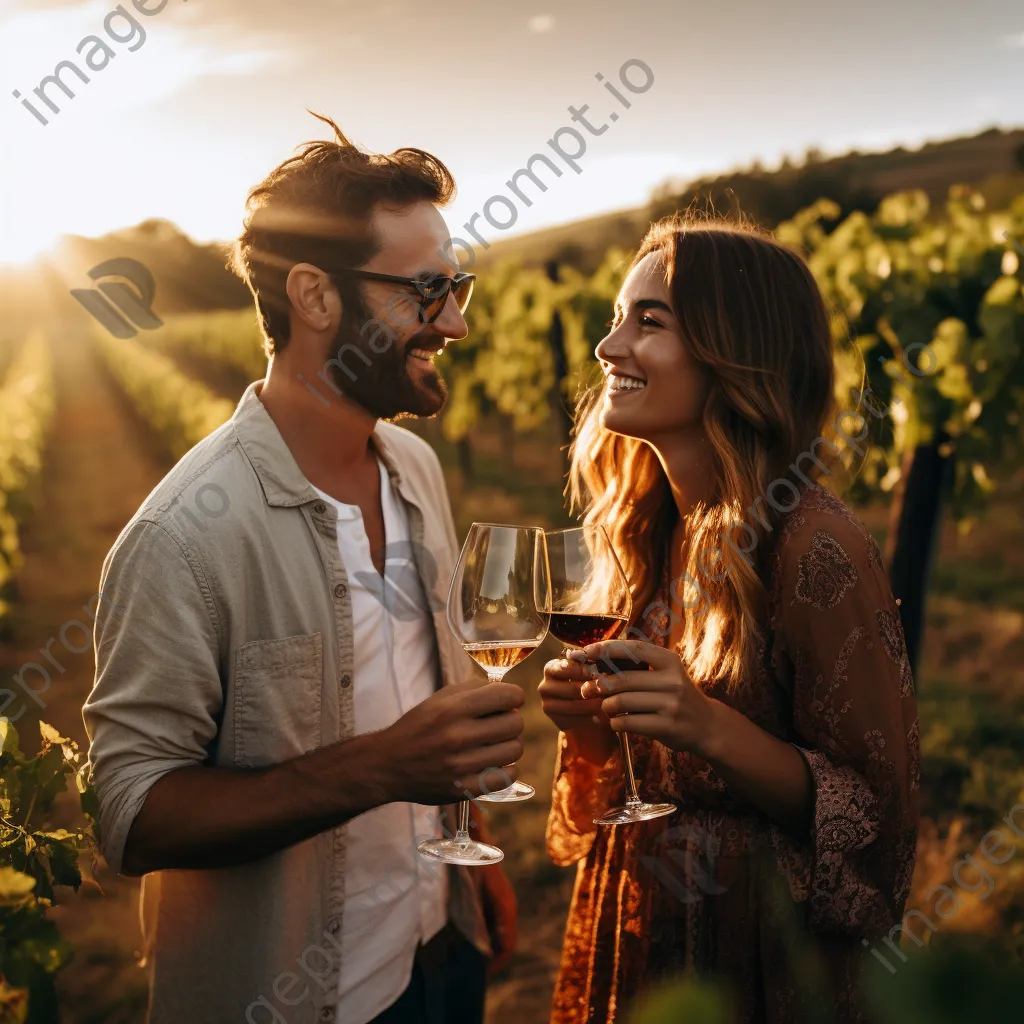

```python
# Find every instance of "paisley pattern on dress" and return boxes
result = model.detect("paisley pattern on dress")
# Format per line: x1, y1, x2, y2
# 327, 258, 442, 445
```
546, 485, 920, 1024
793, 529, 859, 610
876, 608, 915, 697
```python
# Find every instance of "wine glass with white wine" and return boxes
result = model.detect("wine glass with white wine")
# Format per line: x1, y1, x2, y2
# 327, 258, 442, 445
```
417, 523, 550, 866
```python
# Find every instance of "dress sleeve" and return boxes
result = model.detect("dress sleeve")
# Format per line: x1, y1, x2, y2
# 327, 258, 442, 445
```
545, 732, 625, 867
769, 511, 920, 938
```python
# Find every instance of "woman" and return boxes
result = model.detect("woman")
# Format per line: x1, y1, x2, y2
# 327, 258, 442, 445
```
539, 216, 919, 1024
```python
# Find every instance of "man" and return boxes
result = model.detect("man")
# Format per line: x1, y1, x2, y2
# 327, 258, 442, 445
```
83, 115, 521, 1024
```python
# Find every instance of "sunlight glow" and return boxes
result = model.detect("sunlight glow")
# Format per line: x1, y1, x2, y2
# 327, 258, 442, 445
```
0, 229, 60, 268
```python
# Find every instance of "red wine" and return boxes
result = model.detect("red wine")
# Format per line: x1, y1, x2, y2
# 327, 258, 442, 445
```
548, 612, 627, 648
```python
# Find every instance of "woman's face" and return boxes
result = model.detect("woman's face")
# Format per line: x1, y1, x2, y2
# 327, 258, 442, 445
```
595, 252, 709, 443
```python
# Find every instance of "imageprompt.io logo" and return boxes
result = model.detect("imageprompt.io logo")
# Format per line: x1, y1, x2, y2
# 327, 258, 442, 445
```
70, 257, 163, 338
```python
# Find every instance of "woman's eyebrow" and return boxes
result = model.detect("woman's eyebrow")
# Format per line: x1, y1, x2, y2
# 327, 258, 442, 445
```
633, 298, 674, 316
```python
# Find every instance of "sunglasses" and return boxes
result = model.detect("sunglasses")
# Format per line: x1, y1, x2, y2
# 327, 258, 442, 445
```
328, 268, 476, 324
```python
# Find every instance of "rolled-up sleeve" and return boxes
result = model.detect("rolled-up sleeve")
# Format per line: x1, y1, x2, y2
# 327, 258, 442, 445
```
83, 519, 223, 874
769, 513, 920, 938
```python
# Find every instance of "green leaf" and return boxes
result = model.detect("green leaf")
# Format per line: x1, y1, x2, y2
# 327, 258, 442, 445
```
876, 189, 930, 229
36, 722, 67, 748
42, 839, 83, 891
0, 866, 36, 899
0, 719, 20, 756
929, 318, 969, 372
76, 766, 99, 821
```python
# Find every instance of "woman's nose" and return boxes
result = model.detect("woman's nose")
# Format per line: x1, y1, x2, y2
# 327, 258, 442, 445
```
595, 325, 630, 364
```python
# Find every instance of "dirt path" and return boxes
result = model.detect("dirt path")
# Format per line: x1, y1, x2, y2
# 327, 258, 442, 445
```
2, 319, 164, 1023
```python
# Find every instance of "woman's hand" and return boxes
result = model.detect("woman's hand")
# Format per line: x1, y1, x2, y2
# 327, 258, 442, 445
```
539, 651, 618, 765
580, 638, 721, 759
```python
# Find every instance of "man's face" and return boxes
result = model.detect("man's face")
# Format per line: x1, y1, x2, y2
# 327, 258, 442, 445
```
325, 201, 469, 419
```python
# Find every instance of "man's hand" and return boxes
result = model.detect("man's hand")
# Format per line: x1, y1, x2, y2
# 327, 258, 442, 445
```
122, 680, 525, 875
378, 680, 526, 804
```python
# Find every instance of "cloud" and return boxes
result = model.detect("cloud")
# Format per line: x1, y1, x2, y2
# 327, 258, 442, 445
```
527, 13, 555, 34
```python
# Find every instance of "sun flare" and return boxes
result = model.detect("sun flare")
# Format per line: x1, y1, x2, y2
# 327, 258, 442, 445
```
0, 229, 59, 269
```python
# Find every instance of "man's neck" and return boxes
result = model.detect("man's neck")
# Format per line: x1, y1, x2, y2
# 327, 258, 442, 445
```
258, 360, 379, 495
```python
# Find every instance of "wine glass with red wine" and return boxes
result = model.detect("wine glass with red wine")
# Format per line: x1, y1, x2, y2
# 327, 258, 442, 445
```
543, 525, 677, 827
418, 524, 550, 868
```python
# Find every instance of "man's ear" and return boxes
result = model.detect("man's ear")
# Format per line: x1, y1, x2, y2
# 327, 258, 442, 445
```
285, 263, 339, 333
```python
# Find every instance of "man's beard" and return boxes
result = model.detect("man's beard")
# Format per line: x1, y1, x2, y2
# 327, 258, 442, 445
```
323, 295, 448, 420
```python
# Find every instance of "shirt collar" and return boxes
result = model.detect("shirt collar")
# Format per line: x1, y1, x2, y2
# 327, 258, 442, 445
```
231, 380, 417, 509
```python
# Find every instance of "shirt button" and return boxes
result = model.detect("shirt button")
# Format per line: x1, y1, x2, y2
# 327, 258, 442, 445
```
334, 583, 348, 599
326, 917, 341, 934
340, 674, 352, 688
313, 502, 327, 515
318, 1008, 335, 1022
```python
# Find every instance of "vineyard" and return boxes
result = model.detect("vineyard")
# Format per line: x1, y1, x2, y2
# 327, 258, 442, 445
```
111, 188, 1024, 514
0, 333, 55, 623
94, 330, 235, 461
0, 184, 1023, 1021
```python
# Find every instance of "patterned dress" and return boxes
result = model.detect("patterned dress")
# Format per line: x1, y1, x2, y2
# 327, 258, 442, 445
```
546, 486, 920, 1024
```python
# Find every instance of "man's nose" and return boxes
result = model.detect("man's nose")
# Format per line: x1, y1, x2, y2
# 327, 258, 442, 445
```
431, 292, 469, 341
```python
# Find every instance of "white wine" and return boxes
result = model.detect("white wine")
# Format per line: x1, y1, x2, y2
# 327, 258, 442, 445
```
463, 640, 542, 671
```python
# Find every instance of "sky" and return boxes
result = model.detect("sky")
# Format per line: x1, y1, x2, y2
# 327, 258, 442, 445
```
0, 0, 1022, 265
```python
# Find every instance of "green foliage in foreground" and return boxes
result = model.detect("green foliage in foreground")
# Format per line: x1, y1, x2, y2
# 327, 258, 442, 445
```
628, 944, 1024, 1024
0, 721, 98, 1024
628, 977, 733, 1024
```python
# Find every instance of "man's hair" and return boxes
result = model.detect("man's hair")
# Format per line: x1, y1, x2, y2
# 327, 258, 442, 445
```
230, 113, 456, 355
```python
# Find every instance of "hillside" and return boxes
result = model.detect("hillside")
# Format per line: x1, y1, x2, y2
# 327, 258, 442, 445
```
476, 125, 1024, 272
0, 220, 251, 341
1, 125, 1021, 336
49, 219, 251, 314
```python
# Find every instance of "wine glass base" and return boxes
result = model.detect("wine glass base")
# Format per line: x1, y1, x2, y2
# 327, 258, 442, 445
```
594, 801, 677, 826
417, 837, 504, 866
476, 780, 535, 803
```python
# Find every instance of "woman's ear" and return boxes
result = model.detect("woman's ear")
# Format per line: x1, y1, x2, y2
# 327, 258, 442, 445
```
285, 263, 339, 334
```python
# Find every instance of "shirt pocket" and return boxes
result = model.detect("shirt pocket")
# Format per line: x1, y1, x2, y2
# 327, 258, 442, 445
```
232, 632, 323, 768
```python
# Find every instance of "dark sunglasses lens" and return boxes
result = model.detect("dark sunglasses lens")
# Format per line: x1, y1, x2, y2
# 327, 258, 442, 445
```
453, 275, 474, 313
415, 275, 447, 323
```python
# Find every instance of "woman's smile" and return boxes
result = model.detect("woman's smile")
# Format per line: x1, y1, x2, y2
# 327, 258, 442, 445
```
606, 372, 648, 395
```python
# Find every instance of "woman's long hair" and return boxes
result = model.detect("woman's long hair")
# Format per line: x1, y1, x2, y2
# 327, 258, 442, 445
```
569, 215, 839, 689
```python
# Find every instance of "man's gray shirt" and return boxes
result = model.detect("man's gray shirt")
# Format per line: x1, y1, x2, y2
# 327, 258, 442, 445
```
83, 381, 490, 1024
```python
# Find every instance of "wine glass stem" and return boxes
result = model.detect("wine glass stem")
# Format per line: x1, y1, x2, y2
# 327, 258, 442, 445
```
618, 732, 643, 806
457, 665, 507, 838
454, 799, 471, 844
484, 668, 516, 797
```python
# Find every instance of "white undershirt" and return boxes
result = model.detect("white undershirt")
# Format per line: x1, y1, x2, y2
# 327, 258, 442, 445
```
311, 459, 448, 1024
